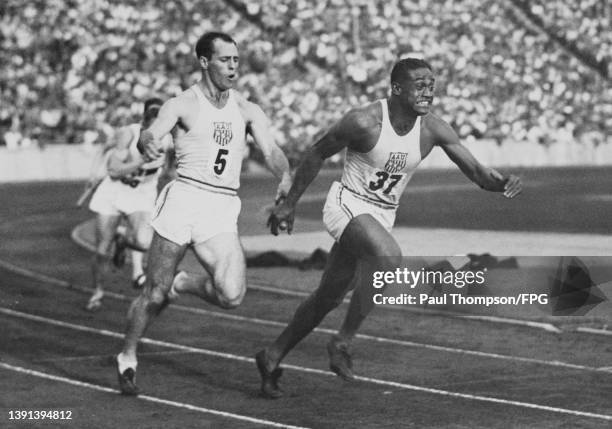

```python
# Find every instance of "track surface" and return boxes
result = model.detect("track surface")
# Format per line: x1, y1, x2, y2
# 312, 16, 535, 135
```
1, 167, 612, 428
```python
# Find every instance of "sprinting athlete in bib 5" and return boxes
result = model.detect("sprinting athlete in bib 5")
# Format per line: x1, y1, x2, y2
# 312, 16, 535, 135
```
116, 32, 292, 395
257, 58, 522, 398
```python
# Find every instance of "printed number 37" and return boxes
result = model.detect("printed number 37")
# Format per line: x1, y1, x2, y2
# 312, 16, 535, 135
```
369, 171, 402, 194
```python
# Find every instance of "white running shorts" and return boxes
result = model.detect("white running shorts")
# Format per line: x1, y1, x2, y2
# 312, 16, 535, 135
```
323, 181, 397, 242
89, 176, 157, 216
151, 180, 241, 245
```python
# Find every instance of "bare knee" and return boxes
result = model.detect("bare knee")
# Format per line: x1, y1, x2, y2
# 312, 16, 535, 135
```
95, 236, 114, 258
141, 278, 171, 314
215, 283, 245, 309
373, 236, 401, 258
364, 242, 402, 273
381, 253, 403, 272
341, 215, 402, 265
217, 291, 244, 309
134, 228, 152, 250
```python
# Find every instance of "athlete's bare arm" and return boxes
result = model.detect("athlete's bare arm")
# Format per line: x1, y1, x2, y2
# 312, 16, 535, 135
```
268, 106, 377, 234
137, 98, 182, 161
85, 126, 126, 183
107, 127, 145, 179
425, 114, 522, 198
238, 98, 292, 198
156, 135, 177, 188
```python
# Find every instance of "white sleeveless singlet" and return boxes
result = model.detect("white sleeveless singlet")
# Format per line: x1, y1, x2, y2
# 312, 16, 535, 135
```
340, 100, 423, 206
174, 85, 247, 195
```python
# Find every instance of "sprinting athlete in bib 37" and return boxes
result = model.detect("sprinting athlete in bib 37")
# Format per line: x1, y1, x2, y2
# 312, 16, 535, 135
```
116, 32, 292, 395
258, 58, 522, 398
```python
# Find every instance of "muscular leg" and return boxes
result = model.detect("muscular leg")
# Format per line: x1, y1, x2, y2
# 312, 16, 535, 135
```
257, 214, 401, 395
265, 214, 399, 365
256, 241, 357, 398
264, 242, 357, 368
173, 232, 246, 309
335, 214, 402, 342
88, 213, 121, 310
320, 215, 402, 381
126, 211, 154, 283
120, 232, 186, 362
117, 233, 244, 395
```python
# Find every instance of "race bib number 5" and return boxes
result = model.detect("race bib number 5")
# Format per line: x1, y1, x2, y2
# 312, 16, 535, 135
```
213, 149, 229, 175
368, 171, 403, 195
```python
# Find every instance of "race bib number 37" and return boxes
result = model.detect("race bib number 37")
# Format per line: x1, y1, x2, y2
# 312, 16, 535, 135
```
368, 171, 403, 195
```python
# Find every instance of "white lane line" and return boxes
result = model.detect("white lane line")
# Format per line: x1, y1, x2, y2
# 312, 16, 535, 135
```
2, 307, 612, 422
581, 195, 612, 202
35, 350, 198, 363
0, 257, 607, 374
353, 372, 612, 422
577, 327, 612, 336
0, 259, 71, 287
0, 362, 308, 429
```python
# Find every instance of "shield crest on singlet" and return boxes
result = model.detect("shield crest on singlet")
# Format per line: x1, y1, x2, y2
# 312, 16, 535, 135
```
384, 152, 408, 174
213, 122, 233, 146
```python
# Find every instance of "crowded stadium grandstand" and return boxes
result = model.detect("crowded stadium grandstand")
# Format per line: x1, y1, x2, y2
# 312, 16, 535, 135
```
1, 0, 610, 161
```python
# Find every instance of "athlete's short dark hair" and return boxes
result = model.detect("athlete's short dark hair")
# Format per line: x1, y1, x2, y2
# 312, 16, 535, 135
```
195, 32, 237, 60
390, 58, 433, 84
143, 97, 163, 125
143, 97, 163, 114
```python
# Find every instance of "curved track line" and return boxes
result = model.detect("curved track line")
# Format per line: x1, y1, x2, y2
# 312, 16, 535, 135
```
2, 307, 611, 423
70, 222, 564, 333
0, 362, 308, 429
0, 257, 609, 374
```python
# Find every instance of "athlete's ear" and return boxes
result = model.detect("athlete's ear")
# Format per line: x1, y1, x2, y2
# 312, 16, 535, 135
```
391, 81, 402, 95
199, 56, 209, 70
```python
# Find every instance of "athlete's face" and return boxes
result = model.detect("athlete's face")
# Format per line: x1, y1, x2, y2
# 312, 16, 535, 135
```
393, 67, 435, 115
202, 39, 239, 90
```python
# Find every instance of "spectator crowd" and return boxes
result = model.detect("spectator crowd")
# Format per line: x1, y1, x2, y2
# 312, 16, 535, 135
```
1, 0, 610, 161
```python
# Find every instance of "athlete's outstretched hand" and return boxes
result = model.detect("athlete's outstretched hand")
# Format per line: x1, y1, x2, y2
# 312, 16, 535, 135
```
267, 196, 295, 236
490, 170, 522, 198
136, 130, 163, 162
502, 174, 522, 198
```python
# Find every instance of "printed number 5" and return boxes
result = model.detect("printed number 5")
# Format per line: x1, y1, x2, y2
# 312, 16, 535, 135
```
214, 149, 229, 174
369, 171, 402, 194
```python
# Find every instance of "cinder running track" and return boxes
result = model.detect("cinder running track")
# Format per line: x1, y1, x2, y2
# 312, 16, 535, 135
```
1, 167, 611, 428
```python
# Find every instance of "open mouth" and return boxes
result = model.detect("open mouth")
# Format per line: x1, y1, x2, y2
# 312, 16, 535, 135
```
415, 100, 431, 108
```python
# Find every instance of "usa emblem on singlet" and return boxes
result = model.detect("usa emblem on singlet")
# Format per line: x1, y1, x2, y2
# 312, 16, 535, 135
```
384, 152, 408, 173
213, 122, 233, 146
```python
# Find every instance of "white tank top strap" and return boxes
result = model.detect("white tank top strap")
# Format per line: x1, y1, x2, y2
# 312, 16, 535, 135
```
380, 98, 421, 140
192, 84, 207, 107
380, 99, 389, 123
